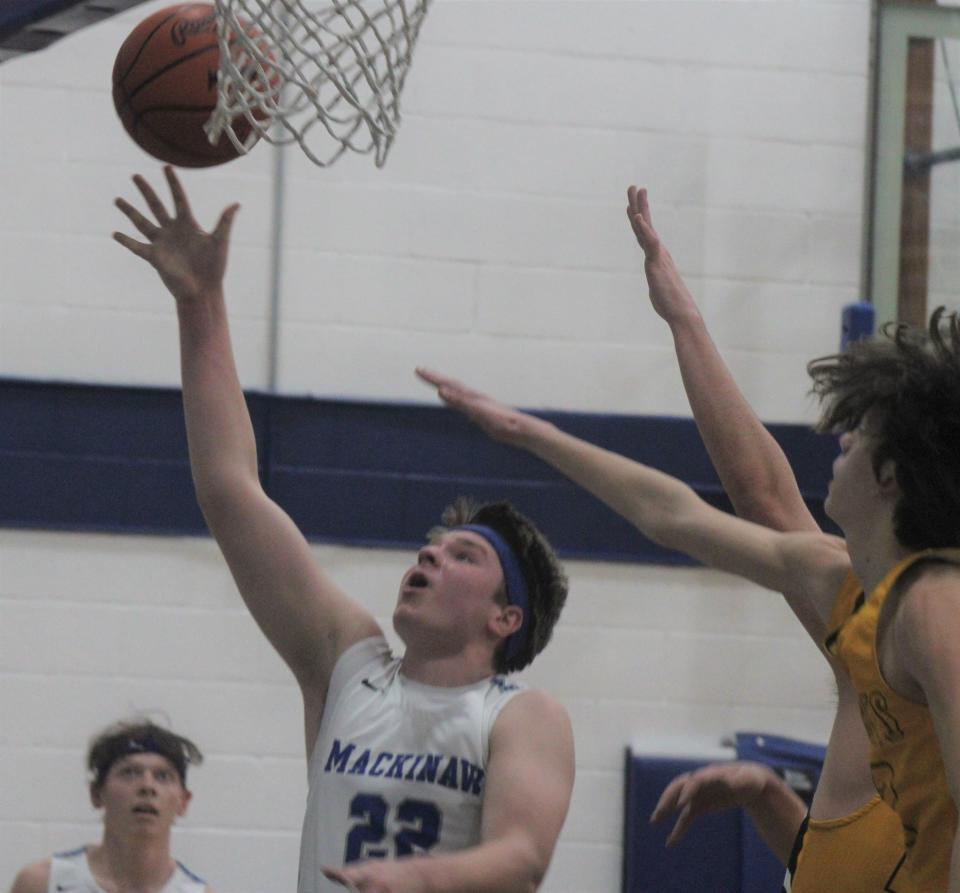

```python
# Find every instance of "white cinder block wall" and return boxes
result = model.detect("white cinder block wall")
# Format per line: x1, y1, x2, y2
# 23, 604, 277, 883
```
1, 2, 870, 890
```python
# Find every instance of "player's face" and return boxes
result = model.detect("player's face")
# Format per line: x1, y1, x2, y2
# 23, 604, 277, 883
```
92, 753, 191, 833
393, 530, 506, 651
824, 416, 887, 530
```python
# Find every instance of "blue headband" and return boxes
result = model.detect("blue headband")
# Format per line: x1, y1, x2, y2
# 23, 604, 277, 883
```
455, 524, 530, 663
95, 735, 187, 787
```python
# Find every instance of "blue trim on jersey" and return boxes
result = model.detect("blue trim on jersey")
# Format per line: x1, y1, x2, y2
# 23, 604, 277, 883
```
175, 861, 207, 884
52, 846, 87, 859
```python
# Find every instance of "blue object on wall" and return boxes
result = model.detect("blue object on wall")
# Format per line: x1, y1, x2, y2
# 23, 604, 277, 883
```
623, 750, 741, 893
841, 302, 875, 350
624, 735, 827, 893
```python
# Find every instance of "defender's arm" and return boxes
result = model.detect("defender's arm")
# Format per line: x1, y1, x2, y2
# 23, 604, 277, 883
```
626, 185, 817, 535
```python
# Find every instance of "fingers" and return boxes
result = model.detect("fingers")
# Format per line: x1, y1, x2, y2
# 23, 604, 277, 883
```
665, 803, 695, 847
213, 202, 241, 242
163, 165, 191, 219
415, 367, 473, 408
650, 772, 688, 824
636, 187, 651, 225
321, 867, 361, 891
625, 185, 659, 255
649, 773, 703, 848
112, 230, 152, 259
114, 196, 160, 241
415, 366, 448, 387
132, 173, 172, 225
415, 368, 467, 402
626, 185, 649, 220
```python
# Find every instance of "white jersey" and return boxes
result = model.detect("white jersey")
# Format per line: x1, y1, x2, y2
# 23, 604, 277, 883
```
298, 637, 525, 893
48, 847, 206, 893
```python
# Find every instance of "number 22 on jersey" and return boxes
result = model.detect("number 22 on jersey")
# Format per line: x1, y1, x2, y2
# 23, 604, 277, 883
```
345, 794, 442, 862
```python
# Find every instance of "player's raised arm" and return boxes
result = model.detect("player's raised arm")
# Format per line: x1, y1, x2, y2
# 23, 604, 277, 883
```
113, 167, 379, 728
626, 186, 817, 534
323, 689, 574, 893
416, 368, 848, 631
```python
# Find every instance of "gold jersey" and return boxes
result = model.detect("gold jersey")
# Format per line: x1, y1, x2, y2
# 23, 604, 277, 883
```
826, 552, 960, 892
788, 795, 904, 893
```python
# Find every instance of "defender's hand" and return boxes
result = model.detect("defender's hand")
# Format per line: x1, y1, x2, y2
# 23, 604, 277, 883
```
626, 185, 700, 326
416, 367, 532, 447
651, 761, 778, 846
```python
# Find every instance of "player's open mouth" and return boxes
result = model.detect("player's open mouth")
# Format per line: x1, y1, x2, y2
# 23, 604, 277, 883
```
132, 805, 159, 815
406, 571, 430, 589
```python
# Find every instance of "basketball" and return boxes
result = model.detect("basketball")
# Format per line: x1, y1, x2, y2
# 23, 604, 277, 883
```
112, 3, 264, 168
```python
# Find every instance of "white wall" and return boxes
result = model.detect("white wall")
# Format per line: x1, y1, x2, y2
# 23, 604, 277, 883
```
1, 1, 868, 890
0, 529, 834, 893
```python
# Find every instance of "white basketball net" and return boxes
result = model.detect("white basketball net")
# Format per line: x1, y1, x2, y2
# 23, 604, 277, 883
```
207, 0, 432, 167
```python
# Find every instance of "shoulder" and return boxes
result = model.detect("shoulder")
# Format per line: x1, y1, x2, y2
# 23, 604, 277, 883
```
784, 531, 851, 580
316, 636, 393, 703
305, 635, 394, 751
486, 689, 574, 806
491, 688, 571, 744
778, 532, 852, 633
10, 859, 51, 893
895, 559, 960, 632
891, 560, 960, 687
781, 531, 849, 571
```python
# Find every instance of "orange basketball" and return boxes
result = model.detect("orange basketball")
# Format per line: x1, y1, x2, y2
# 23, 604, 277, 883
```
112, 3, 265, 168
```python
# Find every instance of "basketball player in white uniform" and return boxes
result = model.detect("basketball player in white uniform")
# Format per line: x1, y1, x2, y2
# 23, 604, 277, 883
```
113, 167, 574, 893
8, 720, 213, 893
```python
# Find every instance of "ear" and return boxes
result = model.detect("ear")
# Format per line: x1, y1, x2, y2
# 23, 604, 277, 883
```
877, 458, 899, 498
89, 783, 102, 810
490, 604, 523, 641
176, 788, 192, 819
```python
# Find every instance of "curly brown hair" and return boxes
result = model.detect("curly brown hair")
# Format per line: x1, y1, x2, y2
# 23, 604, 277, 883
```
808, 307, 960, 550
432, 497, 568, 674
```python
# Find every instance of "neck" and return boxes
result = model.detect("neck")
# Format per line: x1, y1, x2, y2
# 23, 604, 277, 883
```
399, 646, 496, 688
845, 525, 912, 597
88, 830, 176, 893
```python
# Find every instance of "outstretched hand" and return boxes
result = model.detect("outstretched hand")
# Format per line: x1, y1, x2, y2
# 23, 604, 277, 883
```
415, 367, 532, 447
650, 761, 777, 847
113, 165, 239, 304
626, 185, 699, 326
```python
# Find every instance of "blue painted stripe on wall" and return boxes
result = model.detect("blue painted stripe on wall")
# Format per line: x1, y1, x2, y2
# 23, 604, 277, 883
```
0, 378, 838, 563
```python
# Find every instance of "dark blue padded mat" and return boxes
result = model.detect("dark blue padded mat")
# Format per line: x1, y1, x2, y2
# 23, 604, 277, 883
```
0, 376, 839, 557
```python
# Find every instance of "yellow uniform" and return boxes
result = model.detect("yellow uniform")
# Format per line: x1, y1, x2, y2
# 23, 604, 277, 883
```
787, 796, 904, 892
826, 552, 960, 892
782, 571, 906, 893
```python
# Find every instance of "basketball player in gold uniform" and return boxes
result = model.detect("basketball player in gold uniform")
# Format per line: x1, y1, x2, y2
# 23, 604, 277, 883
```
418, 188, 960, 892
622, 186, 904, 892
